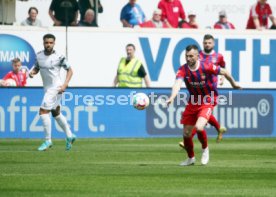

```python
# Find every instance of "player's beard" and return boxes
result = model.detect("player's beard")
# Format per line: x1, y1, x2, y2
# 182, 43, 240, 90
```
204, 47, 213, 54
45, 46, 54, 54
187, 60, 196, 68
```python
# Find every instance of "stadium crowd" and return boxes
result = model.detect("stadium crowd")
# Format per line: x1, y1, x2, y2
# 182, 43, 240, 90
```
0, 0, 276, 29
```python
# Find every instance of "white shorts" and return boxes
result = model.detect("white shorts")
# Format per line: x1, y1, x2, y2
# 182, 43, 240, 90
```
41, 88, 62, 110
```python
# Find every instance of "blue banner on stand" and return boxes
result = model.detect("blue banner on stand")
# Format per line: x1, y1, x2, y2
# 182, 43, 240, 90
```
0, 88, 275, 138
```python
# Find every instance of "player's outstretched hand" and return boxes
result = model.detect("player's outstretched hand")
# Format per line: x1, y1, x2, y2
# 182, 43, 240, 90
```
166, 98, 174, 107
29, 71, 35, 78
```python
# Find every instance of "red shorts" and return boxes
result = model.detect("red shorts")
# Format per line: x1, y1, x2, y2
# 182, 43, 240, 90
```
181, 102, 215, 125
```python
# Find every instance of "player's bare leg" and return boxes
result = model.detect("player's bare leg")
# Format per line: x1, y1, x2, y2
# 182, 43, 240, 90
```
195, 117, 209, 165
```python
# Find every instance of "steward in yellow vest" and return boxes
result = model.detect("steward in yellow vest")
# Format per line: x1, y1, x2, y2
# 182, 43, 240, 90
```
114, 43, 150, 88
117, 57, 143, 87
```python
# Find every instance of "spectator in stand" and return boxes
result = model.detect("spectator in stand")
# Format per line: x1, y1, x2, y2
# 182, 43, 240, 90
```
0, 0, 16, 25
78, 0, 103, 23
214, 10, 235, 29
49, 0, 79, 26
0, 58, 28, 87
158, 0, 186, 28
180, 11, 198, 29
246, 0, 276, 30
21, 7, 42, 27
140, 9, 171, 28
78, 9, 98, 27
120, 0, 146, 27
0, 0, 38, 25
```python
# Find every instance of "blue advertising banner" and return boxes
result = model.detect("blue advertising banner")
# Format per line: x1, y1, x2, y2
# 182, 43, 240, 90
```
0, 88, 275, 138
0, 34, 36, 78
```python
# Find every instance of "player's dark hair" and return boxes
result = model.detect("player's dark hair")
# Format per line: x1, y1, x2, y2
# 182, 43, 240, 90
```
43, 34, 56, 41
203, 34, 214, 41
126, 43, 136, 50
28, 7, 38, 14
186, 44, 199, 52
12, 58, 21, 64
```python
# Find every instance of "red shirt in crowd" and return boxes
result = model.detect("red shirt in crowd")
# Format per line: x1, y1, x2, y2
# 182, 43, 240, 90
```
246, 1, 273, 29
3, 70, 28, 86
158, 0, 185, 28
214, 22, 235, 29
139, 20, 169, 28
181, 22, 198, 29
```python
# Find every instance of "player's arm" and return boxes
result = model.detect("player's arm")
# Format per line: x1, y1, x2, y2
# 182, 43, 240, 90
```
59, 67, 73, 93
219, 55, 226, 86
29, 67, 39, 78
166, 78, 182, 105
219, 68, 241, 89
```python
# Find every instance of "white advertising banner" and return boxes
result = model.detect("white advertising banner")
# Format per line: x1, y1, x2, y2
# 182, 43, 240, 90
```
0, 27, 276, 88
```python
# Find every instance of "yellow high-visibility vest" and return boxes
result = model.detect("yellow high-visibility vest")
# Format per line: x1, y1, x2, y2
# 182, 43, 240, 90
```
117, 57, 143, 88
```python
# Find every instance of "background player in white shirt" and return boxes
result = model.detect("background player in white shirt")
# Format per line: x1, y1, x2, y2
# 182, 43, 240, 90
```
29, 33, 76, 151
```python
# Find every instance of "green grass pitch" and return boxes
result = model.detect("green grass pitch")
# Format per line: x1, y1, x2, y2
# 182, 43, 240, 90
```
0, 138, 276, 197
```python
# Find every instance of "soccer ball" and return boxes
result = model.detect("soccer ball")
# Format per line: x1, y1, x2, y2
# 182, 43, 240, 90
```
4, 79, 17, 86
132, 93, 150, 110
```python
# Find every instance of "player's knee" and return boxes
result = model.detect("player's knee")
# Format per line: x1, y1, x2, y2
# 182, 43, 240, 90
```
183, 128, 192, 137
194, 125, 204, 132
184, 132, 192, 137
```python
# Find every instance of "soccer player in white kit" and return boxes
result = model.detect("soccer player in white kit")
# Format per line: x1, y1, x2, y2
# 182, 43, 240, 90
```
29, 34, 76, 151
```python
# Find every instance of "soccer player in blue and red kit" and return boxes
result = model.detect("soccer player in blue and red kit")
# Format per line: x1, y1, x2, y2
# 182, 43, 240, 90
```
167, 44, 241, 166
200, 34, 227, 142
179, 34, 227, 147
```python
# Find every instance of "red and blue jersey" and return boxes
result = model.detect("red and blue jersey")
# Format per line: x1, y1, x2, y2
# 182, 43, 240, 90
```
176, 61, 220, 103
200, 50, 225, 85
199, 50, 225, 68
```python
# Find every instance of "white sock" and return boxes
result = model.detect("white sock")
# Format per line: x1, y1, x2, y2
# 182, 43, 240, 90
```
55, 114, 72, 138
40, 114, 51, 142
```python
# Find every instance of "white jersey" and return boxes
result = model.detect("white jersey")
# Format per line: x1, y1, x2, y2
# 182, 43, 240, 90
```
35, 50, 70, 90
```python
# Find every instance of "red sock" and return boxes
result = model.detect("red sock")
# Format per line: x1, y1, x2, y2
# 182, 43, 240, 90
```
208, 115, 220, 132
182, 129, 196, 144
184, 136, 194, 158
191, 128, 197, 138
197, 130, 208, 149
